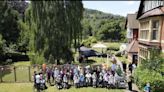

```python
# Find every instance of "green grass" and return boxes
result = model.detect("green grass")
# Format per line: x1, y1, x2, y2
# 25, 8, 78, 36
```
116, 56, 128, 64
0, 83, 124, 92
103, 42, 121, 48
1, 61, 37, 82
13, 61, 30, 66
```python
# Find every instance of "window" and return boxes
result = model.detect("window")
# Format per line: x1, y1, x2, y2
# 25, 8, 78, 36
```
139, 47, 148, 59
140, 21, 149, 40
144, 1, 164, 12
152, 20, 159, 40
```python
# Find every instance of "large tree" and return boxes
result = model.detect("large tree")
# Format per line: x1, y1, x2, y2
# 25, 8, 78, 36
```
0, 1, 20, 45
25, 1, 83, 64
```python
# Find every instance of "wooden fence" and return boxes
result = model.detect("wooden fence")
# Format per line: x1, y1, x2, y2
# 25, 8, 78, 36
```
0, 64, 102, 83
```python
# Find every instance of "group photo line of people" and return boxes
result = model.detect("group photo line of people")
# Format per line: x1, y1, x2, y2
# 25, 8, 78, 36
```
33, 60, 134, 92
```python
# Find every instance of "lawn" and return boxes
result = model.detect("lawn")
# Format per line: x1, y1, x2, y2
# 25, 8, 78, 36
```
0, 83, 124, 92
116, 56, 129, 64
1, 61, 38, 82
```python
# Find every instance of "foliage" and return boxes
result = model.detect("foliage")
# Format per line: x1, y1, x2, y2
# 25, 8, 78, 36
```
25, 1, 83, 64
0, 34, 5, 54
140, 48, 163, 73
82, 9, 126, 42
0, 1, 29, 63
17, 20, 30, 53
134, 48, 164, 92
106, 42, 120, 51
0, 1, 20, 45
29, 52, 45, 65
134, 69, 164, 92
115, 51, 122, 57
82, 36, 97, 47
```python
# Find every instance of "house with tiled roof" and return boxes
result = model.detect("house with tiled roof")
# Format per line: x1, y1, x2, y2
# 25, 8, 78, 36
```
125, 13, 139, 64
137, 0, 164, 62
125, 13, 139, 43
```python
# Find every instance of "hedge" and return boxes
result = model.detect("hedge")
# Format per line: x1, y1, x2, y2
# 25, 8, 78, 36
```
134, 68, 164, 92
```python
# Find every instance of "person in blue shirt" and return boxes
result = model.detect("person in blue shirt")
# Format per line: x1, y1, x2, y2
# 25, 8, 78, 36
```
74, 74, 80, 88
144, 83, 151, 92
79, 73, 85, 87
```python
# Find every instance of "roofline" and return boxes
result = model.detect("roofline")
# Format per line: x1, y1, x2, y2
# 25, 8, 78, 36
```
137, 0, 144, 19
138, 6, 164, 20
124, 16, 128, 29
125, 13, 139, 29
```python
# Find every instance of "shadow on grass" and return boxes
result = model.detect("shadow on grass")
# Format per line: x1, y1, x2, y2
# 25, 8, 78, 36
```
132, 90, 138, 92
80, 59, 96, 65
0, 66, 13, 82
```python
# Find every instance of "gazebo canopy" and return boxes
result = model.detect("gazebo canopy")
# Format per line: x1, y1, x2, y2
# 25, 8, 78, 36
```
92, 43, 107, 48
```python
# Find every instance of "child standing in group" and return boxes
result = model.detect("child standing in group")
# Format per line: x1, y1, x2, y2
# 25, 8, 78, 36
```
144, 83, 151, 92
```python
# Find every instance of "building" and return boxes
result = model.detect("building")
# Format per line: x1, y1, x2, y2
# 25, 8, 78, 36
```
125, 13, 139, 43
125, 13, 139, 64
137, 0, 164, 62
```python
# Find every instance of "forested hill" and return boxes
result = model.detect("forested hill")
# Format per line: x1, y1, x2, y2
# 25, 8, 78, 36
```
82, 8, 126, 42
84, 8, 124, 19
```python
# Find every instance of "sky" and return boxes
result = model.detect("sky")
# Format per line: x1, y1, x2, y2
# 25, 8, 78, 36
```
82, 1, 140, 17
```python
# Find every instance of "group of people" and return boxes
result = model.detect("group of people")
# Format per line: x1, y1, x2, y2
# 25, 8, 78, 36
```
33, 71, 48, 91
32, 53, 152, 92
33, 63, 127, 91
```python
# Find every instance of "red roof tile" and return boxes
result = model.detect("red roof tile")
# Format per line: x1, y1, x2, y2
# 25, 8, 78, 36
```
126, 40, 139, 53
139, 6, 164, 19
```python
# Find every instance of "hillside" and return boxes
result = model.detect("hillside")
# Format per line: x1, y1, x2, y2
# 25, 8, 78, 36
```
82, 8, 126, 43
84, 8, 124, 19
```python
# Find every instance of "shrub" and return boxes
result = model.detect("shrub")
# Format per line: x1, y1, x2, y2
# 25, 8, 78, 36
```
115, 51, 122, 57
134, 48, 164, 92
29, 52, 45, 65
134, 68, 164, 92
107, 46, 119, 51
82, 36, 97, 47
106, 42, 120, 51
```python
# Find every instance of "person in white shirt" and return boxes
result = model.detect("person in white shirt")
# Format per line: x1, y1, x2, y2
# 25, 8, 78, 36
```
92, 72, 97, 87
54, 68, 59, 84
132, 63, 136, 70
74, 74, 80, 88
85, 72, 92, 86
35, 73, 41, 91
98, 72, 103, 87
40, 73, 47, 90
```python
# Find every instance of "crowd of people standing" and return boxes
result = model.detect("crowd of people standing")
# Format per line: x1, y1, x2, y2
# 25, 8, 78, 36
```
33, 62, 130, 91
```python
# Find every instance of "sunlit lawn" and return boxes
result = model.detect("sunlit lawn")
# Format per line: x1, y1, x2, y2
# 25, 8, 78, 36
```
1, 61, 38, 82
0, 83, 124, 92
